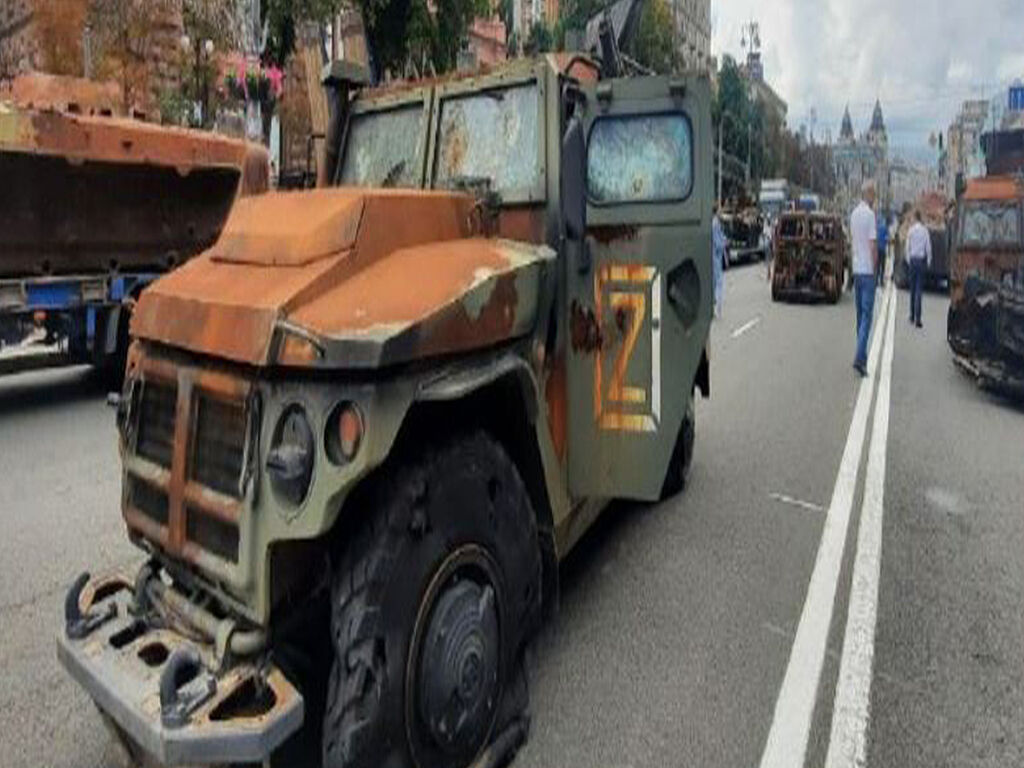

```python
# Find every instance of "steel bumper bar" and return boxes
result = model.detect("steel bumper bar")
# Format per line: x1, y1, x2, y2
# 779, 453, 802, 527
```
56, 573, 303, 766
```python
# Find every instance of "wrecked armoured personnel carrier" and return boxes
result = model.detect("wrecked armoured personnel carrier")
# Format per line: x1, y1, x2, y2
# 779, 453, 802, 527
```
57, 55, 713, 768
771, 211, 847, 303
947, 176, 1024, 395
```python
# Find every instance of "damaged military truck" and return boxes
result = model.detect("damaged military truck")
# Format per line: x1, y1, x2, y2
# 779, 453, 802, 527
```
947, 175, 1024, 395
771, 211, 847, 303
57, 55, 713, 768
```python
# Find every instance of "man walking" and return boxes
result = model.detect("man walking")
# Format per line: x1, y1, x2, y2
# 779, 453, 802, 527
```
876, 213, 889, 286
850, 181, 878, 376
712, 204, 727, 318
905, 209, 932, 328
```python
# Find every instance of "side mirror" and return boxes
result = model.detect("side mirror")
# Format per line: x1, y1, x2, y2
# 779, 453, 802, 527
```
561, 116, 586, 242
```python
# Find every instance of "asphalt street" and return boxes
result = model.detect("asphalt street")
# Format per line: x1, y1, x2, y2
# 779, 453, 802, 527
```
2, 263, 1022, 768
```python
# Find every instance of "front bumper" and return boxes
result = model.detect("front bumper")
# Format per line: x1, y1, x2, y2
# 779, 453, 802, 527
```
56, 572, 303, 766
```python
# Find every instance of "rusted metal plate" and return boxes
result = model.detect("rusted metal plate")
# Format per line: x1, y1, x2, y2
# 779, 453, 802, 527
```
0, 98, 257, 278
9, 72, 122, 116
133, 190, 483, 365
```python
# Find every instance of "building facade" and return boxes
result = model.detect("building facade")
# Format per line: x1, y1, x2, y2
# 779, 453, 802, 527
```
946, 99, 989, 196
832, 100, 890, 215
672, 0, 711, 72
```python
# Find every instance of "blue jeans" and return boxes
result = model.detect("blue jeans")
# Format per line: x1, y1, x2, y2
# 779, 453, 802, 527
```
854, 274, 876, 367
909, 259, 925, 324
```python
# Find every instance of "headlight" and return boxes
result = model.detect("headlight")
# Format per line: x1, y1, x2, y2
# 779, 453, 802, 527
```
266, 405, 314, 506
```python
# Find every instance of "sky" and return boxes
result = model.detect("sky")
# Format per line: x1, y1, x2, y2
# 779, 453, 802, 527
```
711, 0, 1024, 159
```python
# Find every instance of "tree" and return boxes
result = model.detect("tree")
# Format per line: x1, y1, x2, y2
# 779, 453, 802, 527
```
34, 0, 90, 76
630, 0, 677, 74
89, 0, 178, 114
179, 0, 240, 127
714, 55, 754, 198
524, 21, 553, 55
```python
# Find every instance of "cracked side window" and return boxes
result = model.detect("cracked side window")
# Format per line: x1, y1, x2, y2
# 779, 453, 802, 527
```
434, 84, 541, 197
339, 104, 426, 188
587, 114, 693, 204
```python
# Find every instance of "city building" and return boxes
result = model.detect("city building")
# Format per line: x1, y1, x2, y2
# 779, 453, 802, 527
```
742, 49, 787, 125
946, 98, 989, 196
672, 0, 712, 72
890, 157, 940, 212
832, 100, 890, 215
1001, 79, 1024, 130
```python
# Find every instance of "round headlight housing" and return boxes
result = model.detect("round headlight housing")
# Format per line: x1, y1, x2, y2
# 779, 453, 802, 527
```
266, 405, 315, 507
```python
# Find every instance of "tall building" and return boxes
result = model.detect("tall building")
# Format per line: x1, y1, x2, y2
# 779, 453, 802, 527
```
833, 100, 890, 215
741, 49, 787, 125
671, 0, 711, 72
946, 99, 989, 196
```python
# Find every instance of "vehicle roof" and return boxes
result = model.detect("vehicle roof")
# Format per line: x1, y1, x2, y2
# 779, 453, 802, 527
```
963, 176, 1024, 201
356, 53, 599, 101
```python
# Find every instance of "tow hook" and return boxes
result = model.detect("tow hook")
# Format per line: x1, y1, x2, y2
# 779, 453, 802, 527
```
159, 648, 217, 728
65, 572, 116, 640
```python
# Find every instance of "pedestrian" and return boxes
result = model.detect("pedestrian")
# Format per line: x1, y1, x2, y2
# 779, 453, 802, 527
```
712, 204, 727, 319
763, 214, 774, 281
850, 180, 878, 377
876, 213, 889, 286
905, 209, 932, 328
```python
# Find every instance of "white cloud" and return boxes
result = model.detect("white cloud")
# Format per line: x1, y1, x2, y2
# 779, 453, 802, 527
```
711, 0, 1024, 149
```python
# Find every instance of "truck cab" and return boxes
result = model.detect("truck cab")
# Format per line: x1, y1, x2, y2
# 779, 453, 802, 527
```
58, 54, 713, 768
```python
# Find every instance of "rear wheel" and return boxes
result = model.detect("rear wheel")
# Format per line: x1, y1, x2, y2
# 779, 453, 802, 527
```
323, 431, 541, 768
660, 396, 695, 499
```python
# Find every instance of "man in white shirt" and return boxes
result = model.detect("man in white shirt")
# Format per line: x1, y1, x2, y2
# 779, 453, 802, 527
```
905, 209, 933, 328
850, 180, 878, 376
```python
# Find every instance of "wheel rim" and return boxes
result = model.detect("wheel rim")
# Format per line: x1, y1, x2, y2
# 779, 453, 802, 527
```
406, 545, 503, 768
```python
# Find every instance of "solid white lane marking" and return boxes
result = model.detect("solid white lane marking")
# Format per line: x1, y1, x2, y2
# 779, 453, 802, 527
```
824, 283, 897, 768
758, 282, 894, 768
769, 492, 826, 514
731, 316, 762, 339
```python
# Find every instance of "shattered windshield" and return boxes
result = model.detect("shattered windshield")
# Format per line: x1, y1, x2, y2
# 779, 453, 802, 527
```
959, 202, 1022, 248
339, 103, 426, 188
434, 83, 541, 197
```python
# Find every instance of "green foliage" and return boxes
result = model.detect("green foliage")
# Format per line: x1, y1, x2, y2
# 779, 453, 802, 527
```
524, 21, 553, 55
560, 0, 605, 31
354, 0, 487, 76
263, 0, 346, 65
629, 0, 678, 74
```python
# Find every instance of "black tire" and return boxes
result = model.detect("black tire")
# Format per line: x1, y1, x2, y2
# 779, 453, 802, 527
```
323, 431, 542, 768
660, 396, 695, 499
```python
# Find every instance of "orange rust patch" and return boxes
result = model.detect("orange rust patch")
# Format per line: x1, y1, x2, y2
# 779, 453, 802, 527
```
2, 106, 249, 170
10, 72, 121, 115
964, 176, 1024, 201
545, 355, 567, 462
497, 206, 546, 244
292, 239, 511, 335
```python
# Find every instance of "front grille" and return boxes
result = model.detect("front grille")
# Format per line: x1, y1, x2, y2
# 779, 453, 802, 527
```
137, 380, 177, 468
128, 476, 169, 526
191, 394, 247, 498
186, 507, 239, 563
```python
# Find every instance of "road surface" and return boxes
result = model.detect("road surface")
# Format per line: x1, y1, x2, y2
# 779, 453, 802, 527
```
2, 263, 1022, 768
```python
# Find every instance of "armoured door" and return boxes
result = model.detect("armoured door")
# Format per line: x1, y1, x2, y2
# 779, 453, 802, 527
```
565, 75, 712, 501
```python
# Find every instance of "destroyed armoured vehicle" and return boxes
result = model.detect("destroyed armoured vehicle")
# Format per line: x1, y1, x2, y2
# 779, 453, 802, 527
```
947, 176, 1024, 394
771, 211, 847, 303
58, 55, 713, 768
894, 193, 951, 290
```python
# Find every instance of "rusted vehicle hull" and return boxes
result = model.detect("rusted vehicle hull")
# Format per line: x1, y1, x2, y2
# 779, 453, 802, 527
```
0, 106, 251, 278
948, 277, 1024, 396
771, 212, 846, 303
947, 177, 1024, 397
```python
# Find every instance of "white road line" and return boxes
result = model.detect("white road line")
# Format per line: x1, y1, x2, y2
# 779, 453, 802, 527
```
731, 316, 762, 339
769, 492, 826, 514
758, 282, 894, 768
824, 282, 898, 768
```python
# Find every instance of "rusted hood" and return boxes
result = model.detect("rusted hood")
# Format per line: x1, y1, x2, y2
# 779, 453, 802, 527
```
132, 188, 555, 368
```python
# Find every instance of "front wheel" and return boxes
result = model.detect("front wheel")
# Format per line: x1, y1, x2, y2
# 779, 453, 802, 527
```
323, 432, 542, 768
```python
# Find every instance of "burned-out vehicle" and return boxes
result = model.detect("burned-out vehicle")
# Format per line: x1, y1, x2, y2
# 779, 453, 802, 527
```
947, 176, 1024, 394
721, 202, 765, 265
57, 54, 713, 768
771, 211, 847, 303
